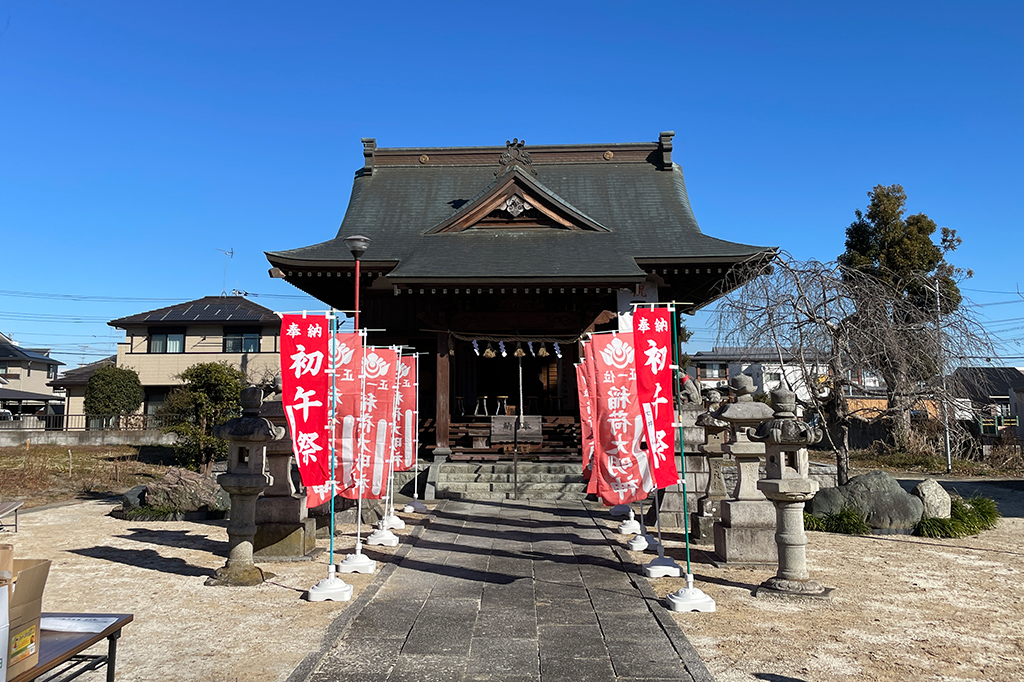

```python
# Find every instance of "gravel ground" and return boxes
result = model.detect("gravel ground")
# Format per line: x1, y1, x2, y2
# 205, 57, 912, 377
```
6, 500, 432, 682
600, 479, 1024, 682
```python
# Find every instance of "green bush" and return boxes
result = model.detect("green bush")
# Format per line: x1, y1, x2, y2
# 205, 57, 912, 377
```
84, 365, 143, 417
803, 507, 871, 535
914, 495, 1001, 538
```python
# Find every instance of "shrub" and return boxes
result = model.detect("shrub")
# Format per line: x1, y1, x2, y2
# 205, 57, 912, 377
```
84, 365, 143, 418
915, 495, 1001, 538
803, 506, 871, 535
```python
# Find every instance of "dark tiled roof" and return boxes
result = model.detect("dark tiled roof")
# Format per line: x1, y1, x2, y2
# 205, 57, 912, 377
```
266, 138, 775, 283
109, 296, 278, 328
0, 343, 62, 366
49, 355, 117, 388
0, 388, 64, 402
952, 367, 1024, 403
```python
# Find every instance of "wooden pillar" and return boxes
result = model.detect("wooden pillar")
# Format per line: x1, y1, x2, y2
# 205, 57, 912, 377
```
433, 332, 452, 457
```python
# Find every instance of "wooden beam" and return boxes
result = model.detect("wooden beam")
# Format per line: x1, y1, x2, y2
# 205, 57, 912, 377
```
434, 332, 452, 457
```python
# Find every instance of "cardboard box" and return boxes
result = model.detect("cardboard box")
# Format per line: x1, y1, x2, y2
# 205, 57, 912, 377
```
0, 548, 50, 682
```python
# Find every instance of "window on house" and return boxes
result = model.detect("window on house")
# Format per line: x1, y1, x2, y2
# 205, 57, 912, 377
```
223, 327, 261, 353
149, 329, 185, 354
765, 372, 782, 383
47, 365, 56, 380
703, 364, 720, 378
0, 362, 7, 374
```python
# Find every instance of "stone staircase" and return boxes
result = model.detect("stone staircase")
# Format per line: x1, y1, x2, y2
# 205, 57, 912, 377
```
436, 462, 586, 500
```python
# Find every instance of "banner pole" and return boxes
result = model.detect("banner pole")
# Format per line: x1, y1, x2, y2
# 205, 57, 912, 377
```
307, 311, 354, 601
664, 307, 715, 612
339, 328, 376, 574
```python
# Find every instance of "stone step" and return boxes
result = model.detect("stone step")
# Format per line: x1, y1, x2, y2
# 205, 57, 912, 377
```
439, 463, 583, 476
442, 490, 588, 501
440, 482, 587, 493
438, 473, 582, 484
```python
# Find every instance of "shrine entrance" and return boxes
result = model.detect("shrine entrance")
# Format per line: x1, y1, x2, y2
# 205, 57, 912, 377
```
446, 338, 581, 461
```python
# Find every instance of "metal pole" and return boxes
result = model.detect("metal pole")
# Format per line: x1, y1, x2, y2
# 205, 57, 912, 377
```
329, 310, 337, 565
670, 307, 693, 576
354, 259, 361, 332
935, 279, 952, 474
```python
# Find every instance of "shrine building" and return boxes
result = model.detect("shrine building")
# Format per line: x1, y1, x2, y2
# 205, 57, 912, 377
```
265, 133, 776, 461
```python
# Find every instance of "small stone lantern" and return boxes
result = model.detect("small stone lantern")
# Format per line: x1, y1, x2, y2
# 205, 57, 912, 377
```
207, 386, 285, 587
748, 386, 832, 599
712, 374, 776, 565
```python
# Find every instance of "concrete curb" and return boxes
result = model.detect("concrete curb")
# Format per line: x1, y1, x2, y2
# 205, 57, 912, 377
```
586, 502, 717, 682
285, 500, 446, 682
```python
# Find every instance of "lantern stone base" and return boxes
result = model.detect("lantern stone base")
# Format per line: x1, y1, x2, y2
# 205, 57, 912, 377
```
254, 519, 318, 561
756, 581, 835, 602
712, 499, 777, 567
206, 564, 273, 587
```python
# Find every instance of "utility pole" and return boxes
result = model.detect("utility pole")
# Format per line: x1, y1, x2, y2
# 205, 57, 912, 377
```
935, 278, 952, 474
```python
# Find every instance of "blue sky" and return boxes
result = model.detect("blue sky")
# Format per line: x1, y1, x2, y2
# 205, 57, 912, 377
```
2, 1, 1022, 368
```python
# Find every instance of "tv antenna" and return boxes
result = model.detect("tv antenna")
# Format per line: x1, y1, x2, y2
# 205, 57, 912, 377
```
217, 248, 234, 295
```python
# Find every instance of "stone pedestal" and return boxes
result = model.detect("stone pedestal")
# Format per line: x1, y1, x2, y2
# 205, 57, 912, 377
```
750, 387, 832, 601
256, 399, 318, 561
691, 427, 730, 545
711, 375, 776, 566
207, 387, 285, 587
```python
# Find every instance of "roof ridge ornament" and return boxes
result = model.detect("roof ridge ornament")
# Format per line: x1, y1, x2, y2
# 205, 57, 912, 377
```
496, 138, 537, 177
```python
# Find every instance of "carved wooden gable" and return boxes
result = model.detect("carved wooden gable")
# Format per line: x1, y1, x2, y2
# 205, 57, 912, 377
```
427, 168, 609, 234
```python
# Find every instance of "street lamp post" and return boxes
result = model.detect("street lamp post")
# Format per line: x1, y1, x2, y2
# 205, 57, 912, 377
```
343, 235, 372, 331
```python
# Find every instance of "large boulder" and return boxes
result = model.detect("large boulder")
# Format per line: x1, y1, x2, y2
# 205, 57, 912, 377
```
120, 484, 147, 512
807, 470, 923, 531
144, 468, 229, 513
913, 478, 952, 519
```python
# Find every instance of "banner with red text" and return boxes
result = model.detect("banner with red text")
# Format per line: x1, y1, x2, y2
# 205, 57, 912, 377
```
584, 346, 601, 495
575, 360, 595, 483
633, 308, 679, 489
281, 314, 332, 500
590, 333, 654, 506
392, 355, 418, 472
340, 347, 398, 500
304, 331, 363, 508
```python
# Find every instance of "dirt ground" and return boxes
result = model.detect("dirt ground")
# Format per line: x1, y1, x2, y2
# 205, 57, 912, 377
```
6, 500, 431, 682
603, 483, 1024, 682
9, 480, 1024, 682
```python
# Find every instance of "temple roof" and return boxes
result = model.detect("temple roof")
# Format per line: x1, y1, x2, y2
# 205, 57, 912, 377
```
266, 134, 776, 285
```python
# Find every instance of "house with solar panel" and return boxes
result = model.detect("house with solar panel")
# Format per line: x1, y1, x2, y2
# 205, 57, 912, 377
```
107, 296, 282, 415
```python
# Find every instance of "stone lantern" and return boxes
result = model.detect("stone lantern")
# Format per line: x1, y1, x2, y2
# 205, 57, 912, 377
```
712, 374, 776, 565
207, 386, 286, 587
690, 389, 730, 544
748, 386, 832, 599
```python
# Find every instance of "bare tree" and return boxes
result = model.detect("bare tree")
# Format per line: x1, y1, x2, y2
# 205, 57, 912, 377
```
714, 253, 994, 484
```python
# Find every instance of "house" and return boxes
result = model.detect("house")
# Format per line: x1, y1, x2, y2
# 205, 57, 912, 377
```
0, 331, 64, 424
952, 366, 1024, 439
686, 347, 839, 404
265, 133, 776, 459
107, 296, 282, 415
48, 355, 116, 428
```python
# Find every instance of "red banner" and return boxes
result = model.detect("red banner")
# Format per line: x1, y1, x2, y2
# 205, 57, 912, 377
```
633, 308, 679, 489
340, 347, 398, 500
392, 355, 418, 472
590, 333, 653, 506
584, 346, 601, 495
575, 360, 595, 483
281, 314, 332, 499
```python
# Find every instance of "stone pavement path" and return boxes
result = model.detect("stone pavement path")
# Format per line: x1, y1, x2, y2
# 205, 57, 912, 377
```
304, 500, 711, 682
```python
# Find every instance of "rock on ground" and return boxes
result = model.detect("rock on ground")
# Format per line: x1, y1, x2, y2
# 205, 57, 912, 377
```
808, 470, 923, 530
913, 477, 952, 519
143, 467, 229, 512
